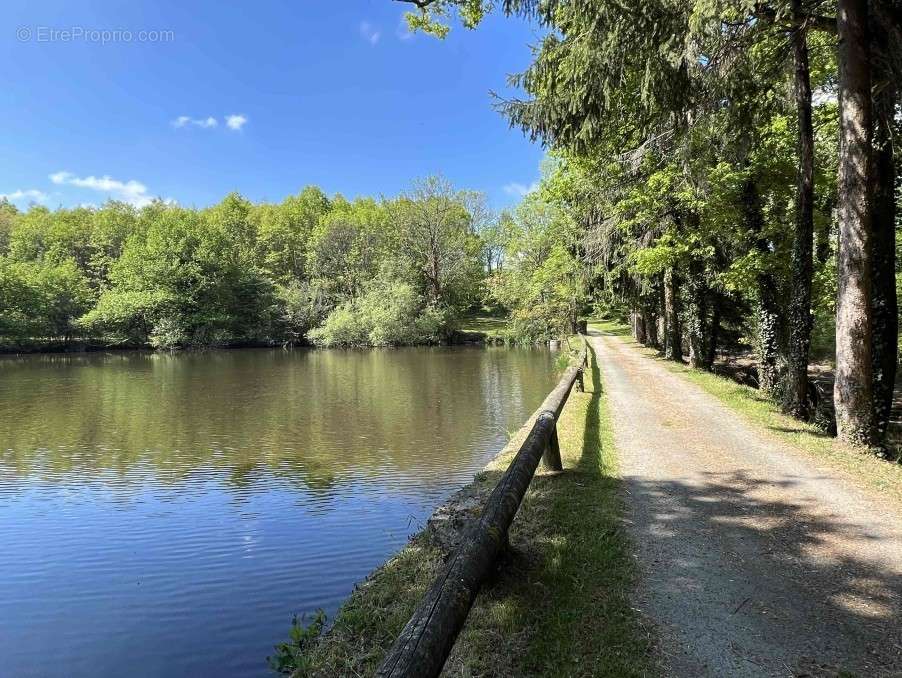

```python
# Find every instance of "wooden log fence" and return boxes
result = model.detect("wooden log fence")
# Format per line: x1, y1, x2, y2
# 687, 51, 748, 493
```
376, 336, 589, 678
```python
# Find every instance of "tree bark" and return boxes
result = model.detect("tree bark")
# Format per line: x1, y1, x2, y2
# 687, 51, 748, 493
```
871, 71, 898, 442
786, 0, 816, 419
634, 310, 647, 344
835, 0, 876, 446
758, 275, 782, 397
663, 267, 683, 362
744, 177, 782, 397
706, 292, 721, 369
686, 259, 710, 370
643, 306, 659, 348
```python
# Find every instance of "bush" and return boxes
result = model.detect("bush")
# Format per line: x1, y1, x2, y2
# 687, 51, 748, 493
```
275, 280, 330, 344
505, 302, 571, 345
76, 289, 174, 345
149, 317, 188, 349
268, 611, 326, 675
308, 278, 446, 347
307, 304, 367, 347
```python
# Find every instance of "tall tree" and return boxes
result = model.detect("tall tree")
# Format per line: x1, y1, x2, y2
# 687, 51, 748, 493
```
834, 0, 876, 446
786, 0, 816, 417
870, 0, 900, 443
390, 176, 485, 308
663, 267, 683, 362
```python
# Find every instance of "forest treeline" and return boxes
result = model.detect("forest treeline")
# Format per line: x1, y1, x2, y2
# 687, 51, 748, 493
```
399, 0, 901, 451
0, 176, 582, 350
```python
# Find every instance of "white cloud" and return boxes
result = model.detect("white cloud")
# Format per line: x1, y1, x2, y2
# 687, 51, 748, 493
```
0, 188, 47, 203
225, 114, 248, 131
359, 21, 381, 45
503, 181, 540, 197
50, 171, 159, 207
172, 115, 219, 129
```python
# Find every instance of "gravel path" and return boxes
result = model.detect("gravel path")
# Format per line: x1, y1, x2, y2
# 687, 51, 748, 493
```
590, 330, 902, 677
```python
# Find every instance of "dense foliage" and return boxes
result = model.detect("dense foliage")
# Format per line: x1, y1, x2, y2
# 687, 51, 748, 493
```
0, 175, 588, 349
0, 179, 462, 348
399, 0, 901, 450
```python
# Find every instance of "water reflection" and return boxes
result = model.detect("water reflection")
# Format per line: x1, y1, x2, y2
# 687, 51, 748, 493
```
0, 346, 556, 677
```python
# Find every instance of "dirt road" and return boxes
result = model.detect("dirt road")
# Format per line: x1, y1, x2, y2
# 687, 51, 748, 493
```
590, 330, 902, 677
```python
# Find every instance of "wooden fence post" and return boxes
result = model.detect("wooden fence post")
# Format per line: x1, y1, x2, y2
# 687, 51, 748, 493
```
542, 423, 563, 471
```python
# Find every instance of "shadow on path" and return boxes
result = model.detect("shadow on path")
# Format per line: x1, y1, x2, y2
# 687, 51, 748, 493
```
591, 329, 902, 677
622, 469, 902, 676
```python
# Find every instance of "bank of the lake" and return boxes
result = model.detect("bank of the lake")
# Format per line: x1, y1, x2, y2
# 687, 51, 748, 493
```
0, 315, 518, 354
274, 340, 654, 677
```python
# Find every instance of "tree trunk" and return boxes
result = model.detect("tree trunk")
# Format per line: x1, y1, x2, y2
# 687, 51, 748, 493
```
657, 276, 666, 351
786, 0, 816, 419
835, 0, 876, 446
744, 177, 782, 397
643, 307, 658, 348
663, 267, 683, 362
816, 218, 833, 265
634, 311, 647, 344
871, 75, 898, 443
758, 274, 782, 397
706, 292, 721, 369
686, 259, 709, 370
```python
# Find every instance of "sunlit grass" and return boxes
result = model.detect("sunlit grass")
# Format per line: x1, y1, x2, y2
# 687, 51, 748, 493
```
445, 340, 654, 676
456, 314, 510, 335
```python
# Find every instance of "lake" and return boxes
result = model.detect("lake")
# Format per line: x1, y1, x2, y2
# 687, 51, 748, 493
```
0, 346, 557, 677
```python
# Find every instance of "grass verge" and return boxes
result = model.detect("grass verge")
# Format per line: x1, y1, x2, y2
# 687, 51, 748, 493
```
444, 340, 654, 676
274, 340, 654, 676
456, 314, 510, 336
593, 319, 902, 504
455, 313, 513, 344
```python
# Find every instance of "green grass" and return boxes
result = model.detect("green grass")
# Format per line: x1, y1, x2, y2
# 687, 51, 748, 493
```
445, 341, 654, 676
456, 314, 510, 335
276, 339, 654, 677
593, 319, 902, 503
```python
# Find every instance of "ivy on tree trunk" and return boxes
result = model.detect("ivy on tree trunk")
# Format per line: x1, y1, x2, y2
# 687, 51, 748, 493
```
786, 0, 816, 420
871, 75, 898, 444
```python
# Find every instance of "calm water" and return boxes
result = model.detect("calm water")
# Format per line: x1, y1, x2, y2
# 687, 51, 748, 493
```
0, 346, 556, 677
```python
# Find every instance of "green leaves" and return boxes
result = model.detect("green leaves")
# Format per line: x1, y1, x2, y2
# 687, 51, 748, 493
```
0, 257, 92, 342
0, 176, 494, 349
486, 174, 588, 342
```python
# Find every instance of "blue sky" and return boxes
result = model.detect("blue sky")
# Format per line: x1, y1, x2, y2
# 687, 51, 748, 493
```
1, 1, 546, 212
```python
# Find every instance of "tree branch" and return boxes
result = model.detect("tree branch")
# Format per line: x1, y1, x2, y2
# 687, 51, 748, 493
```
754, 3, 836, 34
393, 0, 441, 8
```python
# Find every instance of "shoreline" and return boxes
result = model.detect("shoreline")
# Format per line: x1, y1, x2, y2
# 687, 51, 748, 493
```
0, 329, 521, 357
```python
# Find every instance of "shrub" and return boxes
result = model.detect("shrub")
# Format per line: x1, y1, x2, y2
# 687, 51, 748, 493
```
308, 278, 446, 347
275, 280, 329, 344
307, 304, 367, 347
149, 317, 188, 349
268, 611, 326, 675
